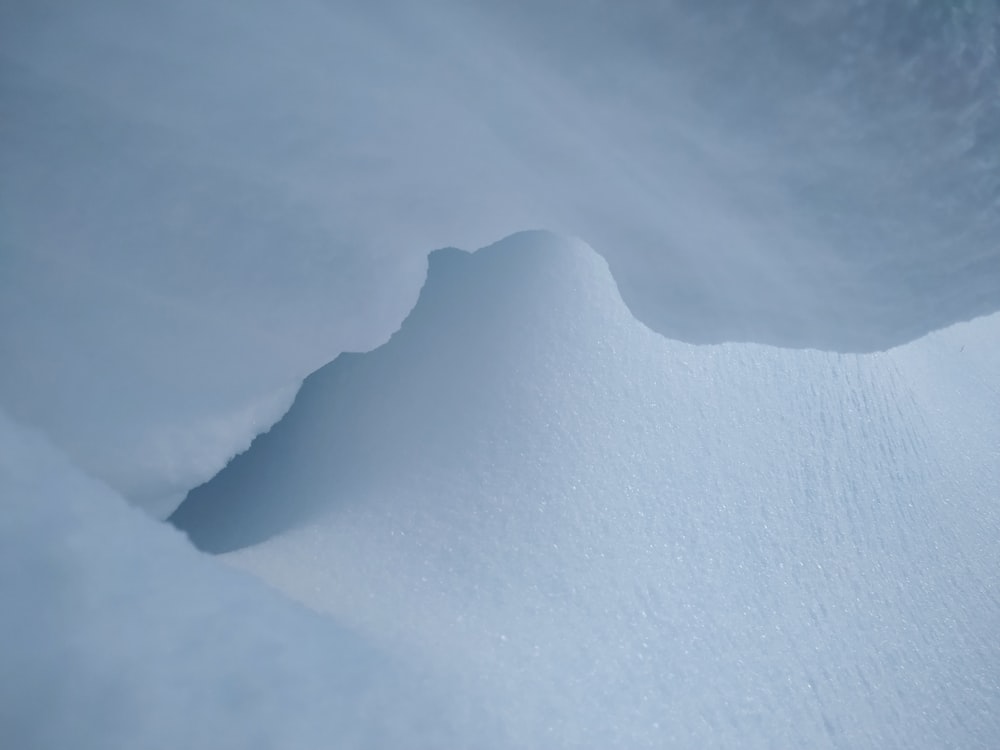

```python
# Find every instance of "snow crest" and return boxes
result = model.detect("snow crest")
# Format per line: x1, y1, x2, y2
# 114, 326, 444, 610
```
173, 231, 1000, 748
3, 0, 999, 515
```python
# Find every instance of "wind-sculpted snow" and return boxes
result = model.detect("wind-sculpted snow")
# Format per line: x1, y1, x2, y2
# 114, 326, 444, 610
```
0, 412, 487, 750
172, 232, 1000, 748
2, 0, 998, 515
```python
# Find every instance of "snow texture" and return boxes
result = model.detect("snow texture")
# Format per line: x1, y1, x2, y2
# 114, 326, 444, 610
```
0, 411, 488, 750
2, 1, 1000, 746
173, 232, 1000, 748
2, 0, 999, 515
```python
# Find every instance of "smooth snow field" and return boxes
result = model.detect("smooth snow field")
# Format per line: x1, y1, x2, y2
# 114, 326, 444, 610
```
2, 1, 1000, 748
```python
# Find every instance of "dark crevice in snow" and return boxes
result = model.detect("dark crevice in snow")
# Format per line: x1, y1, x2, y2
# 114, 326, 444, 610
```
168, 351, 366, 553
169, 231, 604, 550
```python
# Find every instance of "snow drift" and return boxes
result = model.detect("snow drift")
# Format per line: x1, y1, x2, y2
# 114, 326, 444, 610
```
0, 411, 491, 750
2, 0, 998, 516
3, 1, 999, 746
172, 232, 1000, 748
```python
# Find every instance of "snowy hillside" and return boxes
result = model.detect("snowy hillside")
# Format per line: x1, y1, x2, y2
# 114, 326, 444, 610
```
0, 413, 484, 749
172, 232, 1000, 748
2, 1, 1000, 748
2, 0, 998, 516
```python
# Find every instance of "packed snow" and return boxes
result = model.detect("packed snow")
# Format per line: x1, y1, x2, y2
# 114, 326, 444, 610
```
0, 412, 489, 749
172, 232, 1000, 747
2, 1, 999, 748
2, 0, 998, 515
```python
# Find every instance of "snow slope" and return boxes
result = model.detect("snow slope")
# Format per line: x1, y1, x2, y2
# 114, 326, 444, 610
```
3, 0, 998, 515
172, 232, 1000, 748
0, 411, 492, 750
3, 1, 999, 745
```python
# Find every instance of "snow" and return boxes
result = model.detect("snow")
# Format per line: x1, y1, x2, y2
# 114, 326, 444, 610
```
172, 232, 1000, 747
0, 411, 480, 749
1, 0, 999, 746
2, 0, 998, 515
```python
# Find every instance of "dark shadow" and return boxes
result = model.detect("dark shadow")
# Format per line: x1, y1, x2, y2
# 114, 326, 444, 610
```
169, 352, 365, 553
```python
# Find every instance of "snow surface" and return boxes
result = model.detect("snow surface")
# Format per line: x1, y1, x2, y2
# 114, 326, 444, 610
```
2, 0, 998, 515
0, 411, 491, 750
172, 232, 1000, 748
2, 1, 1000, 747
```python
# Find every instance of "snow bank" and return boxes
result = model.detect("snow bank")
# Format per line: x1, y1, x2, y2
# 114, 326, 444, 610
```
3, 1, 998, 741
3, 0, 998, 515
0, 412, 482, 750
173, 232, 1000, 748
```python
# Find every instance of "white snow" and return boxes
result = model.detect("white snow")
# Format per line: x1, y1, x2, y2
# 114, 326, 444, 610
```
2, 0, 998, 515
174, 232, 1000, 748
1, 1, 999, 747
0, 411, 478, 749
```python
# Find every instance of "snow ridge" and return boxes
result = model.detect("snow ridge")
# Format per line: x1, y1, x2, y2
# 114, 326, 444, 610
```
172, 231, 1000, 748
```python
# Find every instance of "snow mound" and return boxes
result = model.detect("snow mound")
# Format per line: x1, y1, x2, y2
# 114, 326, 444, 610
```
172, 231, 1000, 748
0, 412, 488, 750
3, 0, 999, 516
